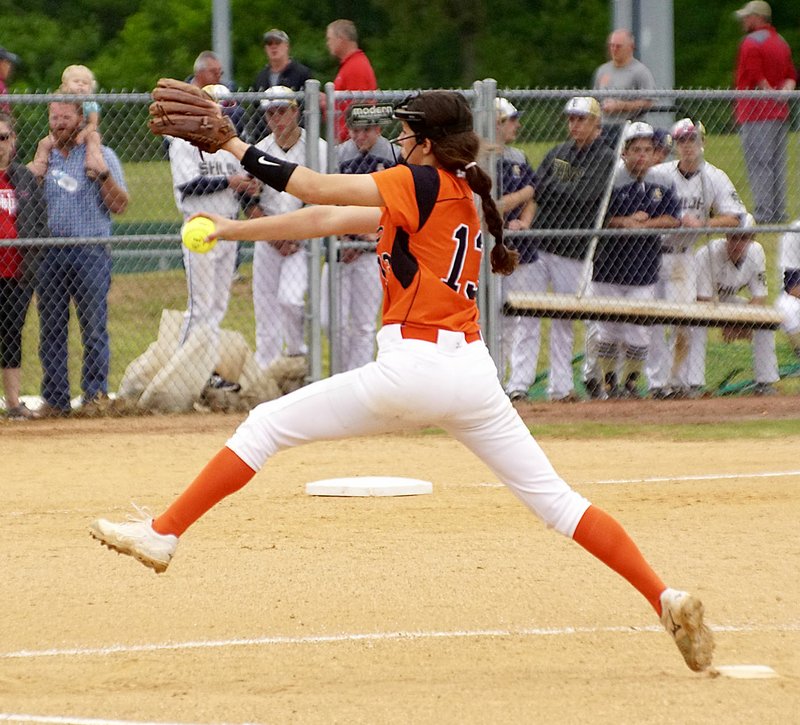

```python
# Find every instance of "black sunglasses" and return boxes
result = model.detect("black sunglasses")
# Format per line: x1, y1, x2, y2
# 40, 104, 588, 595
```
0, 133, 12, 141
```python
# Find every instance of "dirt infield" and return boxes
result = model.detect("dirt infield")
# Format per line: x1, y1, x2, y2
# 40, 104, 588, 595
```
1, 410, 799, 724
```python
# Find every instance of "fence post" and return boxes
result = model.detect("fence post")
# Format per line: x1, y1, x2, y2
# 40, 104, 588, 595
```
304, 79, 323, 382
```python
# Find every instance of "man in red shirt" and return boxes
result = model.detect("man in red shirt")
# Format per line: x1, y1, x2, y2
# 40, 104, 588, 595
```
325, 19, 377, 143
733, 1, 797, 224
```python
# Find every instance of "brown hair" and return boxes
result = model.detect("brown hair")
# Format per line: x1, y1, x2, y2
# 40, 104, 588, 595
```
402, 91, 518, 275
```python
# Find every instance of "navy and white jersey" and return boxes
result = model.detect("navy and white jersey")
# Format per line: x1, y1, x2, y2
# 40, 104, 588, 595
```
337, 136, 395, 175
598, 179, 681, 286
497, 146, 535, 222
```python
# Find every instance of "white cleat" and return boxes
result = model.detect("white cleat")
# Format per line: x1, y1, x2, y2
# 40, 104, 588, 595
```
660, 588, 715, 672
89, 506, 178, 574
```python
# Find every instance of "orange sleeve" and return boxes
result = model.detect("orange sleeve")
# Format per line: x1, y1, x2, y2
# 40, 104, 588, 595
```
372, 165, 420, 232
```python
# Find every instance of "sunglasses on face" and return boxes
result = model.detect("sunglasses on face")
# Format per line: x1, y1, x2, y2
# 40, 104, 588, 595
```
0, 133, 12, 141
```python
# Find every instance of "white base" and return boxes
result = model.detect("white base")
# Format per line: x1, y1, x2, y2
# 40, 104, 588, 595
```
305, 476, 433, 497
712, 664, 778, 679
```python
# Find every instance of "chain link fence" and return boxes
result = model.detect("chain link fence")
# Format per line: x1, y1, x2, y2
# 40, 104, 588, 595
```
0, 84, 798, 418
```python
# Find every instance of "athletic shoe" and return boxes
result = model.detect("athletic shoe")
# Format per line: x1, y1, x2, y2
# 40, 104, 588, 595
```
207, 372, 241, 393
659, 588, 714, 672
507, 389, 528, 402
584, 378, 607, 400
35, 401, 71, 418
551, 391, 581, 403
89, 506, 178, 573
753, 382, 777, 397
6, 402, 40, 420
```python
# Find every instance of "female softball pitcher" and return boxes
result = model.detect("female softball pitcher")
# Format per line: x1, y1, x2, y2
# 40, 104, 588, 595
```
91, 91, 713, 672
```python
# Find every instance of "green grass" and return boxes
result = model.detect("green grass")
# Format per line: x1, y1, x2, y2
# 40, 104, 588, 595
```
119, 160, 181, 226
526, 418, 800, 441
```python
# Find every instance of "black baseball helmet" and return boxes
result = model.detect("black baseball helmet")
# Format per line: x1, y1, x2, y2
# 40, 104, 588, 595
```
393, 91, 473, 140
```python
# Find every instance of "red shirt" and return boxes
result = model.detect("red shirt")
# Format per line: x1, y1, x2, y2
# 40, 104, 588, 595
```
734, 25, 797, 123
333, 49, 377, 142
372, 165, 483, 335
0, 170, 20, 278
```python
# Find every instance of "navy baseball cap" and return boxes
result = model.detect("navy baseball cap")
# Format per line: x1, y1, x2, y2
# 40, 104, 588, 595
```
652, 128, 673, 152
0, 47, 19, 65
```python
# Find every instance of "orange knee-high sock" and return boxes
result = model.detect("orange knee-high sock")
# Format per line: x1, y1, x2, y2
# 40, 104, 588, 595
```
572, 505, 666, 615
152, 447, 256, 537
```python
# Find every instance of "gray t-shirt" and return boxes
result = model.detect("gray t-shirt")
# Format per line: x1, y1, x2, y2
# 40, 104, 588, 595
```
592, 58, 656, 126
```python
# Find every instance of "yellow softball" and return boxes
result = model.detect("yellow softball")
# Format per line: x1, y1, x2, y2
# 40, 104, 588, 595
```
181, 216, 217, 254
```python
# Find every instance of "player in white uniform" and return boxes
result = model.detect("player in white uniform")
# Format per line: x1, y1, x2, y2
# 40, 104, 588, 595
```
168, 136, 254, 371
687, 214, 779, 394
646, 119, 746, 398
775, 220, 800, 358
250, 87, 327, 370
494, 98, 543, 400
322, 106, 395, 372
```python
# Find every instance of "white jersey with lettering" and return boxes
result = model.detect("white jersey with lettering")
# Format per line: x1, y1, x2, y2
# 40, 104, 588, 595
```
650, 160, 746, 252
168, 138, 243, 358
688, 237, 778, 386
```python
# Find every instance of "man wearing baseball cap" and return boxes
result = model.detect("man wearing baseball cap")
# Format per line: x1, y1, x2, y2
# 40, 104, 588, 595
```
249, 85, 328, 372
733, 1, 796, 223
644, 118, 746, 399
253, 29, 313, 95
591, 122, 681, 398
526, 96, 616, 402
493, 97, 541, 402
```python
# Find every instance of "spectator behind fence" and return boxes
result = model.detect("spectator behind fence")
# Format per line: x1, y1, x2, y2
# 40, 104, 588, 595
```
646, 118, 746, 400
249, 86, 327, 371
168, 53, 259, 391
533, 97, 616, 402
0, 113, 48, 420
33, 101, 128, 418
492, 98, 541, 402
688, 214, 779, 396
189, 51, 245, 136
250, 29, 313, 142
592, 29, 656, 149
776, 221, 800, 360
593, 122, 680, 399
733, 1, 796, 224
322, 105, 395, 372
326, 19, 377, 143
0, 47, 19, 114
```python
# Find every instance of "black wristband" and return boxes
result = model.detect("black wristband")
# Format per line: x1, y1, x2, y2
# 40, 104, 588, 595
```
241, 146, 298, 193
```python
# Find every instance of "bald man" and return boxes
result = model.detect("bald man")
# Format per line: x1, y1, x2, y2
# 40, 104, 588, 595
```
592, 29, 656, 148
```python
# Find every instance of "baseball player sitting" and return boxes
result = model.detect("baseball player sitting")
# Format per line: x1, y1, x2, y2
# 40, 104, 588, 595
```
592, 122, 681, 398
775, 219, 800, 360
686, 214, 779, 396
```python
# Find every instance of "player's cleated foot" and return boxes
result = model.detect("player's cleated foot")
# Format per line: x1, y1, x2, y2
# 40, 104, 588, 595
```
507, 389, 529, 402
89, 507, 178, 573
660, 588, 714, 672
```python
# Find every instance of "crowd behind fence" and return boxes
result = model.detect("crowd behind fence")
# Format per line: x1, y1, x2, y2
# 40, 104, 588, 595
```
0, 83, 799, 417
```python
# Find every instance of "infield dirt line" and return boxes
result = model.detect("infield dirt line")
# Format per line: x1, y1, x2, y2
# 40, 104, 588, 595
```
3, 622, 799, 660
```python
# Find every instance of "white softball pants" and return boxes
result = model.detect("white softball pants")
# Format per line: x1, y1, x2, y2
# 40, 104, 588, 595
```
687, 297, 779, 386
590, 281, 655, 351
321, 254, 382, 372
179, 239, 237, 367
646, 251, 696, 390
253, 242, 308, 369
227, 324, 591, 537
540, 253, 584, 400
502, 259, 546, 394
